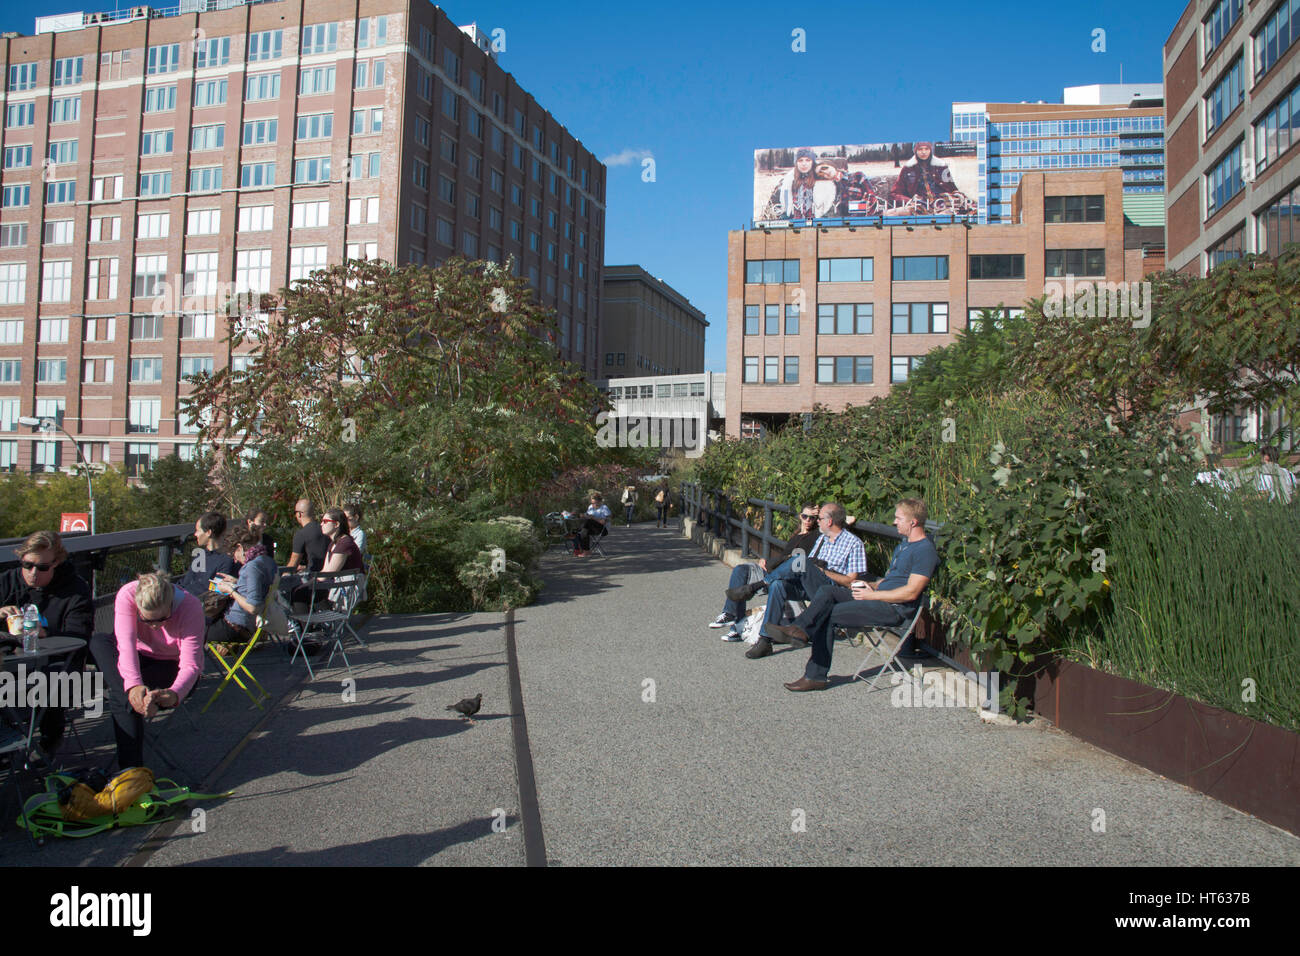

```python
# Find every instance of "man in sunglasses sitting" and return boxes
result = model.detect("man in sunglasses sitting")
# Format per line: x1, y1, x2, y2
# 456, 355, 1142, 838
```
0, 530, 94, 755
707, 504, 823, 642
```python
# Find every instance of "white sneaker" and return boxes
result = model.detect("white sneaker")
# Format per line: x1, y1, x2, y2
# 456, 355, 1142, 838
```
708, 613, 737, 629
721, 626, 743, 642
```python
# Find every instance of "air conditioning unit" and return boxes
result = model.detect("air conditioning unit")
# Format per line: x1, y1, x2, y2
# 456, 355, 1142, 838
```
131, 6, 153, 18
85, 12, 107, 24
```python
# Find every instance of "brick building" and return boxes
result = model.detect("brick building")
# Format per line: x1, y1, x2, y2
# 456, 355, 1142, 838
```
1165, 0, 1300, 274
726, 169, 1148, 437
0, 0, 606, 474
600, 264, 706, 379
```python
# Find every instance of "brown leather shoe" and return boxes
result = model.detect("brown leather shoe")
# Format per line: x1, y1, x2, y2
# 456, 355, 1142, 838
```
745, 637, 773, 659
762, 623, 809, 648
784, 677, 829, 692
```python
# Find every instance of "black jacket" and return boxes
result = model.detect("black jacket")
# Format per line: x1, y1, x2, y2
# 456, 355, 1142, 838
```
0, 562, 94, 640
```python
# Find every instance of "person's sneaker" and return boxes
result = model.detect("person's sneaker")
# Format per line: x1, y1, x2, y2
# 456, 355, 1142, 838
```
721, 625, 743, 642
708, 612, 737, 629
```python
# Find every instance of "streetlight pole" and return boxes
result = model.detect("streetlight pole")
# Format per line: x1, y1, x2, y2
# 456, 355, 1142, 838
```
17, 416, 96, 534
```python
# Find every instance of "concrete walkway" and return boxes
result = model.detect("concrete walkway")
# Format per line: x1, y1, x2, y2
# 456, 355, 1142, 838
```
2, 523, 1298, 866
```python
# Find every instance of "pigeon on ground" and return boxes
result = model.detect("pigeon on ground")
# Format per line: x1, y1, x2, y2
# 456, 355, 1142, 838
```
447, 693, 483, 724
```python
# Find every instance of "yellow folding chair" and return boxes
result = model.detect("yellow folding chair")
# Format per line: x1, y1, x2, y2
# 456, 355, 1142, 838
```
203, 615, 270, 713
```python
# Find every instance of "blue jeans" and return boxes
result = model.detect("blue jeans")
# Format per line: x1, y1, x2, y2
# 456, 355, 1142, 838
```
792, 584, 908, 681
722, 563, 766, 617
761, 563, 835, 631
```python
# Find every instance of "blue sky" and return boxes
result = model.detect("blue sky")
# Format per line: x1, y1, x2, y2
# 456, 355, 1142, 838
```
0, 0, 1189, 371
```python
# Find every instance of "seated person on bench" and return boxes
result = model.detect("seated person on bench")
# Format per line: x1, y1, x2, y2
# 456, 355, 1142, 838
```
767, 498, 938, 692
744, 501, 866, 659
709, 504, 821, 640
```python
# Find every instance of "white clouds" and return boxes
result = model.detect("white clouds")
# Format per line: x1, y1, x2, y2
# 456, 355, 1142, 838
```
602, 147, 654, 167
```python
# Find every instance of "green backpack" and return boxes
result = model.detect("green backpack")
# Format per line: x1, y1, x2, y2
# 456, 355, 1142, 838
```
17, 769, 232, 841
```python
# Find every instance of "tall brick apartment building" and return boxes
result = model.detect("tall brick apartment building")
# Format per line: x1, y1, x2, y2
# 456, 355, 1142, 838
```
0, 0, 606, 474
727, 169, 1150, 437
1165, 0, 1300, 273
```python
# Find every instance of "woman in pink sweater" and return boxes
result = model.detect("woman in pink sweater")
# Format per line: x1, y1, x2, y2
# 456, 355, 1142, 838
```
88, 571, 204, 770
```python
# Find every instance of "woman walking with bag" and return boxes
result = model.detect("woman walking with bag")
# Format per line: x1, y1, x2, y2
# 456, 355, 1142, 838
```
655, 485, 670, 527
621, 485, 638, 526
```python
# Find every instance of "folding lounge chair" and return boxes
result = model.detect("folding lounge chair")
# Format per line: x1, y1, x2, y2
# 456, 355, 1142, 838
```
846, 596, 928, 691
203, 614, 271, 713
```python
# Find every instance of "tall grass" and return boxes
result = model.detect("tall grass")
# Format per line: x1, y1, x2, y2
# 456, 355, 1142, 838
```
1067, 488, 1300, 730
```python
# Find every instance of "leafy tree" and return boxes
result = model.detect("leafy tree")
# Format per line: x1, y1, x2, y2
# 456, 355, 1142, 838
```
132, 453, 222, 525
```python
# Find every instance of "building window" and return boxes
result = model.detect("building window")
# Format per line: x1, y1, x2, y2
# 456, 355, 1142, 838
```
40, 262, 72, 302
31, 442, 60, 473
763, 357, 779, 383
146, 43, 180, 76
892, 256, 949, 281
291, 201, 327, 230
1207, 228, 1246, 270
817, 257, 874, 282
2, 185, 30, 208
139, 171, 172, 197
816, 356, 873, 384
346, 241, 378, 261
131, 359, 164, 385
349, 197, 380, 224
297, 113, 333, 140
125, 443, 159, 477
1204, 56, 1243, 136
193, 78, 227, 108
5, 102, 34, 129
890, 302, 949, 334
81, 358, 114, 383
438, 175, 456, 205
1253, 80, 1300, 174
235, 249, 272, 293
187, 208, 221, 236
1254, 0, 1300, 80
891, 356, 925, 383
299, 67, 336, 96
46, 181, 76, 205
764, 304, 780, 335
349, 152, 381, 180
289, 245, 328, 282
38, 318, 68, 343
1044, 196, 1104, 223
37, 359, 67, 383
245, 73, 280, 101
442, 88, 460, 121
53, 56, 83, 86
242, 118, 277, 146
144, 86, 176, 112
1257, 182, 1300, 254
90, 212, 122, 239
85, 258, 119, 300
743, 356, 759, 383
181, 356, 214, 381
137, 212, 170, 239
48, 140, 77, 165
1204, 0, 1242, 58
240, 205, 275, 232
0, 263, 26, 304
184, 253, 219, 296
817, 303, 873, 334
0, 359, 21, 382
744, 259, 800, 284
1044, 249, 1106, 277
0, 223, 26, 247
301, 22, 339, 55
133, 255, 168, 298
130, 314, 163, 340
8, 63, 37, 91
189, 166, 223, 193
248, 29, 283, 62
4, 145, 31, 169
357, 16, 388, 49
44, 220, 74, 245
968, 254, 1026, 279
180, 311, 216, 339
240, 162, 277, 188
85, 317, 115, 342
191, 124, 225, 151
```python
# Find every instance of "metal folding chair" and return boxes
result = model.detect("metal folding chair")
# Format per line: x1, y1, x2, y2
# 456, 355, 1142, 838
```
145, 692, 201, 780
846, 597, 928, 691
279, 571, 361, 679
203, 616, 271, 713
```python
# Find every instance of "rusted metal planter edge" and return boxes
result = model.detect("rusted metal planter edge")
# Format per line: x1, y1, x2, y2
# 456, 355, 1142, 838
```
917, 615, 1300, 837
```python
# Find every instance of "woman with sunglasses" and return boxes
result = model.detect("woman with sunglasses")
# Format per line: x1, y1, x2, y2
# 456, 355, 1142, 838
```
289, 509, 363, 609
708, 505, 822, 641
89, 571, 204, 770
0, 530, 94, 754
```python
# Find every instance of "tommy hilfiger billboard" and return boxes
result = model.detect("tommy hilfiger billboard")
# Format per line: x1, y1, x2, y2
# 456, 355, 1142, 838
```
754, 142, 979, 224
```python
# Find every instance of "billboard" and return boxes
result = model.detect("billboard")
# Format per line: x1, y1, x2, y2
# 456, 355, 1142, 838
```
754, 142, 979, 223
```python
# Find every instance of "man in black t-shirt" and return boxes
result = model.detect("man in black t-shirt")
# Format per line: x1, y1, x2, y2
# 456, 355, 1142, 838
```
287, 498, 330, 573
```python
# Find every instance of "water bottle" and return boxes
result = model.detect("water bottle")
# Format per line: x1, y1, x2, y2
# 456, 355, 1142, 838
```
21, 604, 39, 654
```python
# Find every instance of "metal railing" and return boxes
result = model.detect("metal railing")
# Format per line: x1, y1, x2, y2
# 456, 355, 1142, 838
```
678, 482, 943, 559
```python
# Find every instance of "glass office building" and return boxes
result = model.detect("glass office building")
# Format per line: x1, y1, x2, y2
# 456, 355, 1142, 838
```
953, 86, 1166, 225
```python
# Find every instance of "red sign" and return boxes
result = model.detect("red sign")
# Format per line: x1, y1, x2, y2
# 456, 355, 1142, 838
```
60, 513, 89, 533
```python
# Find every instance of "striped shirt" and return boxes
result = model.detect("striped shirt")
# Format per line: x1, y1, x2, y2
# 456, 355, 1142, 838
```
810, 529, 867, 576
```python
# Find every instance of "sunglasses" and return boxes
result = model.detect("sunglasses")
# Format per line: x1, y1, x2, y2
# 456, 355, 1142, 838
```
800, 514, 818, 521
321, 518, 338, 527
21, 561, 54, 572
138, 610, 170, 625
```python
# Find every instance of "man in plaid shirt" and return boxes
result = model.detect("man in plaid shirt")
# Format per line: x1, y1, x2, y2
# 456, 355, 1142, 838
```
745, 502, 865, 660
